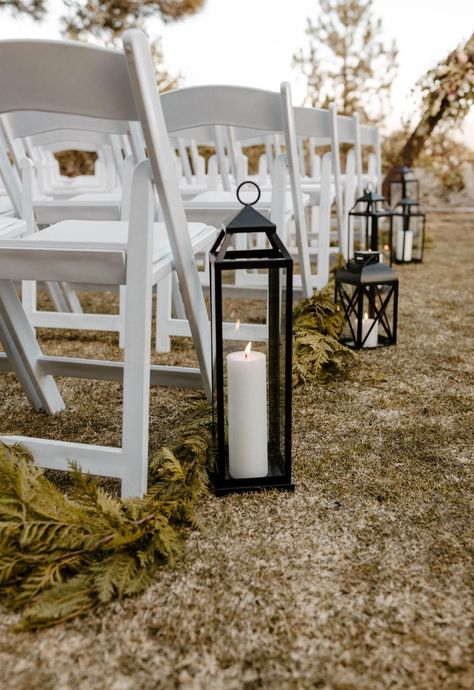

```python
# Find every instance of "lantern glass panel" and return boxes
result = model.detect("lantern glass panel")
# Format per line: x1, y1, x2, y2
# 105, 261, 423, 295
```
393, 208, 425, 263
389, 178, 419, 207
348, 195, 393, 259
210, 226, 293, 494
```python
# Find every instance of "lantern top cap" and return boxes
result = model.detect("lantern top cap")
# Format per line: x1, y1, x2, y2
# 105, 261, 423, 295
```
396, 196, 420, 207
224, 181, 276, 232
396, 165, 414, 175
336, 250, 397, 285
225, 203, 276, 231
355, 188, 387, 204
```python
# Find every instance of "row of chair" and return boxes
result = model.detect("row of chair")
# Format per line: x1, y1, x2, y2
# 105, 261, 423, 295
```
0, 31, 381, 497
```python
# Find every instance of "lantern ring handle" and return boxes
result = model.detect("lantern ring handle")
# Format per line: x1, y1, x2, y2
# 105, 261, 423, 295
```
236, 180, 261, 206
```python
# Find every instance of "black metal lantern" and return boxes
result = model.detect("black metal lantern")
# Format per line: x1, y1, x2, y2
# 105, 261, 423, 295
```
392, 197, 426, 263
388, 166, 420, 207
209, 182, 294, 495
348, 188, 394, 263
335, 250, 399, 349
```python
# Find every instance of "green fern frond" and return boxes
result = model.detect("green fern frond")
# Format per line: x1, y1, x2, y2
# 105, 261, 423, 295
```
292, 287, 355, 386
16, 574, 95, 631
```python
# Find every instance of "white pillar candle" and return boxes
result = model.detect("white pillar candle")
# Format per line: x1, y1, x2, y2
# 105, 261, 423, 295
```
227, 342, 268, 479
357, 312, 378, 348
396, 229, 413, 262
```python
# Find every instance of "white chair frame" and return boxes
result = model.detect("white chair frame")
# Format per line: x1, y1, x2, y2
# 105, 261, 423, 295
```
0, 32, 213, 497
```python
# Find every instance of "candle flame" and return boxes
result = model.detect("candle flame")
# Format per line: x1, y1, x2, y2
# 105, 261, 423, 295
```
235, 319, 240, 334
364, 312, 369, 320
384, 244, 390, 251
244, 341, 252, 359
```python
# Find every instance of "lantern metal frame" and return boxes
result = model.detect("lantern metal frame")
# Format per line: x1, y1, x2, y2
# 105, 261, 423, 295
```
335, 251, 399, 350
348, 189, 394, 264
388, 166, 420, 207
392, 197, 426, 264
209, 183, 294, 495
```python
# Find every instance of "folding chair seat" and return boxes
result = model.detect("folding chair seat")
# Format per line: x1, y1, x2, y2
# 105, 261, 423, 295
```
0, 31, 214, 497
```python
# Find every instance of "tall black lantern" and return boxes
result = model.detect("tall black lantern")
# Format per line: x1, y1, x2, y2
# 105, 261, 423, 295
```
392, 197, 426, 263
388, 166, 420, 207
348, 188, 394, 263
209, 182, 294, 495
335, 250, 398, 349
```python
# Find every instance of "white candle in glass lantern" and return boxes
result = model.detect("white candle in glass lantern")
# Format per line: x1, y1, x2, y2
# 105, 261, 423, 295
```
359, 312, 378, 348
227, 341, 268, 479
396, 227, 413, 262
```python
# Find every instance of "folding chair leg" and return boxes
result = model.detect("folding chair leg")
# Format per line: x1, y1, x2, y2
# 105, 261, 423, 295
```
45, 281, 71, 312
317, 153, 332, 288
118, 285, 126, 349
171, 271, 186, 320
0, 279, 64, 414
121, 160, 153, 498
155, 272, 172, 353
60, 282, 83, 313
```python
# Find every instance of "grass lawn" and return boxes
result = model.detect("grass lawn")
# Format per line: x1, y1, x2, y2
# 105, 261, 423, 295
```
0, 211, 472, 690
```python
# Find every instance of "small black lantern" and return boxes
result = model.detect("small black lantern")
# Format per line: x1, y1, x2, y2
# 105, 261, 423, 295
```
392, 197, 426, 263
209, 181, 294, 495
348, 188, 394, 263
388, 166, 420, 207
335, 250, 398, 349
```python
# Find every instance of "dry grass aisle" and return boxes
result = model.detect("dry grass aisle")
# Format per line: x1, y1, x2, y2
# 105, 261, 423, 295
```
0, 212, 472, 690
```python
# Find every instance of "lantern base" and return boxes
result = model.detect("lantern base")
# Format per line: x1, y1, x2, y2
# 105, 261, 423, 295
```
213, 478, 295, 497
393, 258, 423, 264
212, 446, 294, 496
340, 334, 396, 350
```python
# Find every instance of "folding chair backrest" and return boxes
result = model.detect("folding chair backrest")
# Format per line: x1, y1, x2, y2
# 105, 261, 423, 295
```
152, 79, 312, 297
0, 35, 213, 391
359, 122, 382, 193
26, 129, 123, 150
0, 40, 139, 220
0, 40, 137, 123
4, 111, 130, 140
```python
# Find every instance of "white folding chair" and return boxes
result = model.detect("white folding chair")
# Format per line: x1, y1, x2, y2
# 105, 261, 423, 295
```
0, 32, 214, 497
150, 83, 318, 351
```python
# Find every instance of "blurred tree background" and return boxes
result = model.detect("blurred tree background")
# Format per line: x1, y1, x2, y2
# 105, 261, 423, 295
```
383, 33, 474, 198
0, 0, 203, 174
2, 0, 474, 198
294, 0, 474, 199
293, 0, 398, 123
1, 0, 205, 89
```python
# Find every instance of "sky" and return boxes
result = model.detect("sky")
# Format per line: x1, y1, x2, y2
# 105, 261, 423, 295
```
1, 0, 473, 144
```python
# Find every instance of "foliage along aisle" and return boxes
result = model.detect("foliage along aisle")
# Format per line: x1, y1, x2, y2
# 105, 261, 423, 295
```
0, 399, 213, 631
0, 290, 352, 631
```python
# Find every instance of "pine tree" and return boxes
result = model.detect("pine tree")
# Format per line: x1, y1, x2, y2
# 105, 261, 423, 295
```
62, 0, 205, 42
293, 0, 398, 122
1, 1, 205, 39
1, 0, 46, 20
1, 0, 198, 95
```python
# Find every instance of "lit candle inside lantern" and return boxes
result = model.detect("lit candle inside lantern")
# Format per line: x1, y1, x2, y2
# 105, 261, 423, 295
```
360, 311, 378, 348
227, 339, 268, 479
380, 244, 390, 263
